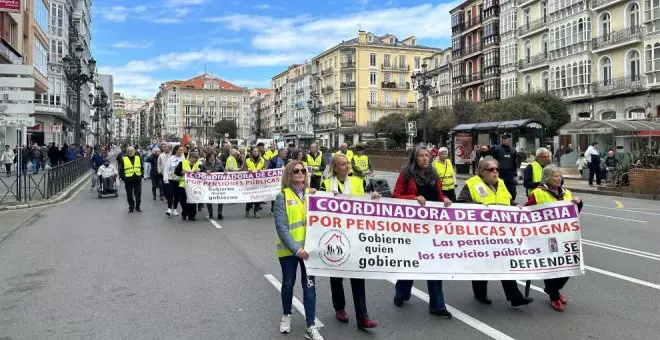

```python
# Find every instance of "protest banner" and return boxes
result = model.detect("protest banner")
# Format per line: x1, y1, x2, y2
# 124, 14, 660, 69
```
305, 192, 584, 281
184, 168, 284, 204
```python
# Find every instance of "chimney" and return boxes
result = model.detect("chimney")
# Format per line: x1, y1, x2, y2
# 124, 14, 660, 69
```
358, 30, 367, 44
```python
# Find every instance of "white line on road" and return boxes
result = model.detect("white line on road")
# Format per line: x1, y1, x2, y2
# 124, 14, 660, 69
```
582, 239, 660, 261
586, 266, 660, 291
515, 280, 545, 294
386, 280, 515, 340
580, 212, 648, 223
585, 205, 660, 216
208, 218, 222, 229
264, 274, 324, 328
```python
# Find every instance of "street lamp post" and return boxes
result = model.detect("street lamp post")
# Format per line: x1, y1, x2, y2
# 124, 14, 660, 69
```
307, 98, 321, 143
334, 104, 342, 149
62, 45, 96, 147
411, 62, 437, 145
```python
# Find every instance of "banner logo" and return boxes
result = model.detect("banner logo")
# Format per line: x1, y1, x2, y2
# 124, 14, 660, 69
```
319, 230, 351, 267
191, 186, 205, 201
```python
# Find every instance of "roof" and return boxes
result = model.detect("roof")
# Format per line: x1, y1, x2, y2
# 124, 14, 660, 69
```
314, 32, 442, 60
559, 120, 660, 134
255, 88, 271, 94
170, 74, 245, 91
451, 119, 545, 132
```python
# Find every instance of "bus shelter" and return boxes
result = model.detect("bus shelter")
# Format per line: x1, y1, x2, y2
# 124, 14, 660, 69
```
558, 119, 660, 153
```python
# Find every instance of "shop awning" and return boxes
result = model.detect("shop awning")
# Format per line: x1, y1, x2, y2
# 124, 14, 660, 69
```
559, 120, 660, 135
637, 131, 660, 137
451, 119, 544, 133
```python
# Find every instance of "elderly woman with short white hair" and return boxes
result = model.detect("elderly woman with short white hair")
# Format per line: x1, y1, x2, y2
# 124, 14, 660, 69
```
525, 164, 583, 312
433, 147, 457, 201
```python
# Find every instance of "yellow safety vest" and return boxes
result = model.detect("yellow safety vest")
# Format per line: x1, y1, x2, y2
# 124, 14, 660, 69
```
352, 155, 370, 177
264, 149, 278, 161
532, 187, 573, 205
526, 161, 544, 196
179, 159, 201, 188
276, 187, 308, 257
122, 156, 142, 177
307, 152, 324, 176
322, 176, 365, 196
434, 159, 455, 190
246, 157, 265, 172
226, 155, 238, 170
465, 175, 512, 205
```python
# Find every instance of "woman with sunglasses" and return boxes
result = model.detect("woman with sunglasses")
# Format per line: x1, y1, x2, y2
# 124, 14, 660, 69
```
456, 157, 534, 307
392, 147, 453, 319
273, 161, 323, 340
320, 154, 379, 330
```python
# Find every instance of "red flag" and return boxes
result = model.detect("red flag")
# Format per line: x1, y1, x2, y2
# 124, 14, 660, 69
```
180, 134, 191, 146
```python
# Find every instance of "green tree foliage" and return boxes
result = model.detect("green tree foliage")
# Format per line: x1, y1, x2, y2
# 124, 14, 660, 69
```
214, 119, 238, 139
375, 112, 408, 145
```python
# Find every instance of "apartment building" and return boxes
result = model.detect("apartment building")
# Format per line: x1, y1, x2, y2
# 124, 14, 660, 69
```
155, 74, 250, 142
288, 62, 314, 136
311, 31, 441, 147
451, 0, 502, 103
425, 48, 453, 108
499, 0, 519, 98
250, 88, 271, 138
271, 66, 294, 137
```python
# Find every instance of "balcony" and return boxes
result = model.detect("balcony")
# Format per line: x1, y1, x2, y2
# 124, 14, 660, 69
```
463, 16, 483, 33
592, 0, 625, 11
381, 81, 410, 90
452, 49, 463, 59
518, 17, 548, 37
592, 26, 644, 52
463, 42, 482, 57
461, 73, 483, 85
321, 68, 334, 77
518, 0, 540, 5
340, 101, 355, 108
518, 53, 549, 70
295, 88, 305, 94
295, 102, 306, 109
340, 81, 356, 88
367, 102, 416, 109
341, 61, 356, 69
320, 103, 337, 112
321, 85, 334, 94
593, 76, 645, 96
341, 117, 356, 127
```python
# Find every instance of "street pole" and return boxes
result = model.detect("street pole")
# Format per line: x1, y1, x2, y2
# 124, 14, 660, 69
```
423, 90, 428, 145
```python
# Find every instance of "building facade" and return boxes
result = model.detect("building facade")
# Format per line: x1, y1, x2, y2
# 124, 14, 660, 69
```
271, 67, 293, 138
288, 62, 314, 135
250, 88, 271, 138
426, 48, 453, 108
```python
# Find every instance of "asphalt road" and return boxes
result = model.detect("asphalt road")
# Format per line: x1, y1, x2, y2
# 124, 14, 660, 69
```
1, 172, 659, 340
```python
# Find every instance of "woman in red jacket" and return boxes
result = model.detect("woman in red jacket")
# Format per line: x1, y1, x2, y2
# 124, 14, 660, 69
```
392, 147, 453, 319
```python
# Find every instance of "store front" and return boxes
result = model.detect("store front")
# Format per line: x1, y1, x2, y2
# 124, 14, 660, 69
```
558, 119, 660, 154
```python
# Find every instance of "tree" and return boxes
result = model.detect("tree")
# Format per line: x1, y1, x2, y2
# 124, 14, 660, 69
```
214, 119, 238, 139
452, 100, 478, 124
375, 112, 408, 145
164, 133, 179, 142
138, 136, 152, 148
522, 92, 570, 137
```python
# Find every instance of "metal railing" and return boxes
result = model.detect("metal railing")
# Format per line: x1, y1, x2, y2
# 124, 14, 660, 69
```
464, 42, 483, 55
519, 53, 549, 69
592, 75, 644, 95
341, 61, 356, 69
518, 17, 548, 36
464, 16, 483, 31
592, 26, 644, 50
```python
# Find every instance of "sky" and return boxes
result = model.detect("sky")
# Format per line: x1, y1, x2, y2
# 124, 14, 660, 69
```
92, 0, 459, 99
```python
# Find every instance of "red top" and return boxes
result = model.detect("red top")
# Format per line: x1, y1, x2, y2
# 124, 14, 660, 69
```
392, 172, 445, 201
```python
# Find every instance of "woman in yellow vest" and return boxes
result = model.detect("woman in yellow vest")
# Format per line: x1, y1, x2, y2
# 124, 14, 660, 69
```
525, 164, 583, 312
433, 147, 456, 201
273, 161, 324, 340
225, 149, 240, 172
173, 151, 201, 221
320, 154, 379, 329
245, 148, 266, 218
293, 149, 307, 168
351, 145, 373, 180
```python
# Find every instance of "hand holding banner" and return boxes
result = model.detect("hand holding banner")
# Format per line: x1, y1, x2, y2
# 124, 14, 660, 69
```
304, 192, 584, 281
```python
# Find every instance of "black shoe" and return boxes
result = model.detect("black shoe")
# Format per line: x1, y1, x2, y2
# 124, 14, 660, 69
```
136, 208, 143, 213
511, 297, 534, 307
217, 214, 223, 220
160, 196, 165, 201
474, 296, 492, 305
153, 196, 156, 200
189, 217, 197, 221
182, 215, 187, 221
393, 297, 404, 307
128, 208, 134, 213
430, 309, 453, 319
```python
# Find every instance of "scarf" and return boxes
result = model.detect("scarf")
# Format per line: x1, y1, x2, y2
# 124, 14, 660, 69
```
540, 184, 565, 199
329, 176, 350, 194
413, 166, 436, 187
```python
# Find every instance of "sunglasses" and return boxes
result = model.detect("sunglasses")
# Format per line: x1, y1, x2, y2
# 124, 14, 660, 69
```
484, 167, 500, 172
292, 168, 307, 175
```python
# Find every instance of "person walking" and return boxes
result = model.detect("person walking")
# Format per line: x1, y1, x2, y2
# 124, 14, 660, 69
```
432, 147, 456, 202
268, 149, 288, 214
147, 148, 163, 200
306, 143, 325, 190
273, 160, 323, 340
174, 151, 201, 221
321, 154, 379, 329
163, 145, 185, 217
201, 152, 224, 220
245, 148, 265, 218
523, 147, 552, 196
525, 164, 583, 312
118, 146, 144, 213
1, 145, 15, 176
488, 134, 520, 199
457, 157, 534, 307
584, 142, 602, 186
157, 144, 171, 201
392, 147, 453, 319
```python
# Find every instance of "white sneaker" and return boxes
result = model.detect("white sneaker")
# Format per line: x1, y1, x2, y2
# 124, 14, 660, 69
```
279, 314, 291, 334
166, 208, 172, 216
172, 210, 180, 216
305, 325, 323, 340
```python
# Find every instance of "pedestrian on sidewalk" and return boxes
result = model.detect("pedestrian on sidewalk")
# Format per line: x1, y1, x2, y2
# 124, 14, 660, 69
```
584, 142, 602, 186
174, 151, 201, 221
273, 161, 323, 340
525, 164, 583, 312
147, 148, 163, 200
392, 147, 453, 319
201, 152, 224, 220
118, 146, 144, 213
1, 145, 14, 176
321, 154, 379, 330
163, 145, 184, 217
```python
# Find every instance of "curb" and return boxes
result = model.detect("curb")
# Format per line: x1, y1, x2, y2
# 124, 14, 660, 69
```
0, 175, 91, 211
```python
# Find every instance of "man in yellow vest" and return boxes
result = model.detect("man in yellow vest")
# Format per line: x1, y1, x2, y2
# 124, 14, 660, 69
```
245, 148, 266, 218
523, 147, 552, 196
306, 143, 325, 190
334, 143, 354, 174
118, 146, 144, 213
457, 157, 534, 308
351, 145, 373, 180
264, 143, 278, 162
433, 147, 456, 201
174, 151, 201, 221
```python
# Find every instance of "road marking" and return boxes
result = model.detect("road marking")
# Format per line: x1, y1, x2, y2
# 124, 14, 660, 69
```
586, 266, 660, 291
208, 218, 222, 229
264, 274, 324, 328
386, 280, 515, 340
614, 200, 624, 208
582, 239, 660, 261
515, 280, 545, 294
585, 205, 660, 216
581, 212, 648, 223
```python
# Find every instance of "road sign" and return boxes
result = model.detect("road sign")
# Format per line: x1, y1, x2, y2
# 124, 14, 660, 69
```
406, 121, 417, 137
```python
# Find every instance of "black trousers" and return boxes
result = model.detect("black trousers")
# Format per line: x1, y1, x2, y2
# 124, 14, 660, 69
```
472, 280, 524, 301
310, 175, 322, 190
178, 186, 196, 218
588, 163, 601, 185
124, 180, 142, 210
442, 189, 456, 202
544, 277, 570, 301
246, 202, 261, 213
151, 175, 163, 198
330, 277, 368, 319
503, 178, 517, 199
166, 181, 180, 209
206, 203, 224, 217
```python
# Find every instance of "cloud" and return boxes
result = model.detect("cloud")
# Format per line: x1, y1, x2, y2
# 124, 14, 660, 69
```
226, 79, 271, 88
112, 41, 155, 49
97, 3, 193, 23
255, 4, 271, 9
208, 37, 243, 45
165, 0, 206, 6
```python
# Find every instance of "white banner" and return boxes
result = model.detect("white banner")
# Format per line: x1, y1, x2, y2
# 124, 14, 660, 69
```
305, 192, 585, 281
184, 168, 283, 204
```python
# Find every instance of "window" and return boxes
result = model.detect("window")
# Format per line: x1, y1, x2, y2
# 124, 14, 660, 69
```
50, 3, 67, 37
483, 21, 499, 45
541, 71, 550, 91
384, 92, 391, 105
601, 111, 616, 120
600, 56, 612, 84
384, 54, 391, 67
389, 37, 395, 44
399, 93, 406, 105
370, 91, 377, 104
369, 110, 377, 122
370, 53, 376, 67
34, 0, 49, 35
524, 40, 532, 60
524, 75, 532, 93
628, 3, 640, 27
49, 40, 64, 64
399, 55, 406, 67
600, 13, 611, 36
414, 56, 421, 69
541, 34, 549, 55
466, 89, 474, 101
370, 72, 377, 86
398, 73, 406, 85
627, 49, 641, 80
524, 9, 530, 27
33, 38, 47, 76
384, 72, 392, 82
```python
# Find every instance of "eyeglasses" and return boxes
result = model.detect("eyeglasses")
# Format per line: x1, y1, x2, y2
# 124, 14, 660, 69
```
484, 167, 500, 172
292, 168, 307, 175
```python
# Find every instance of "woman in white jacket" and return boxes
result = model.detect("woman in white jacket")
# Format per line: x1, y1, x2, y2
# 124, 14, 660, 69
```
163, 145, 185, 216
2, 145, 15, 176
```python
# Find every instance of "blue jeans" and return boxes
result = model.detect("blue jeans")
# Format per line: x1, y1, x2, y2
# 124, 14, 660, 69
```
395, 280, 447, 312
31, 159, 40, 173
279, 256, 316, 327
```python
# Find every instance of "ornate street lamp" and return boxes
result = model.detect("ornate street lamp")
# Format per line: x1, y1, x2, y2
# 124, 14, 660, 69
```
91, 86, 111, 146
307, 98, 321, 143
62, 44, 96, 146
334, 103, 342, 148
411, 62, 437, 145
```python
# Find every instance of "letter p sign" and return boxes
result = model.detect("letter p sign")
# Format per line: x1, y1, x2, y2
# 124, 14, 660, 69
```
407, 121, 417, 137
